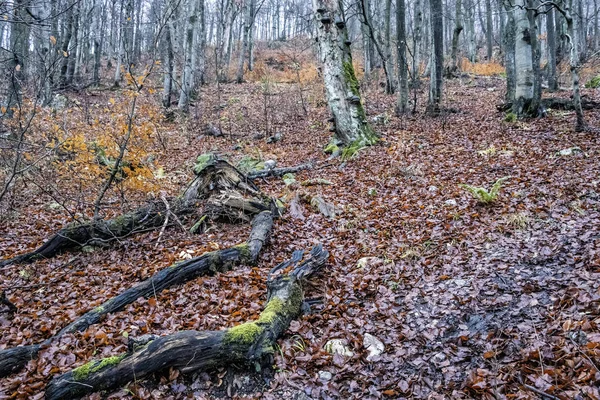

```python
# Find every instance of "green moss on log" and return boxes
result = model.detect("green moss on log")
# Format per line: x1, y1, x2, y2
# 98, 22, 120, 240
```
72, 354, 126, 381
224, 284, 303, 347
233, 243, 252, 262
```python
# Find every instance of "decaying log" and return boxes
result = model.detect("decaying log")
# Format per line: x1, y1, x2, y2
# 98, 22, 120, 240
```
0, 154, 272, 267
45, 245, 328, 400
246, 163, 313, 179
0, 217, 273, 376
497, 97, 600, 112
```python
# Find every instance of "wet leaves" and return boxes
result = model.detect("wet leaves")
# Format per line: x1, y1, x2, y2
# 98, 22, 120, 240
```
1, 75, 600, 399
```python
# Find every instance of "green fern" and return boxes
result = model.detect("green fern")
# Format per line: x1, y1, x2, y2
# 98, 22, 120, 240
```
459, 177, 510, 204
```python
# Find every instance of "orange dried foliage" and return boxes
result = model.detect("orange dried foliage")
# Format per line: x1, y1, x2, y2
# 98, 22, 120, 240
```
460, 58, 505, 76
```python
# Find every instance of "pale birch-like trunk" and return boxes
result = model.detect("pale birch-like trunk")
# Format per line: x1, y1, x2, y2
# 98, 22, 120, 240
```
178, 0, 199, 111
466, 0, 476, 62
513, 0, 534, 116
313, 0, 377, 148
546, 6, 558, 90
412, 0, 423, 85
503, 1, 516, 102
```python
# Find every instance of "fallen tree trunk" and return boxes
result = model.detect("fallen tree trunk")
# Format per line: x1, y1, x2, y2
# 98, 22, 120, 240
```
0, 161, 275, 377
0, 211, 272, 378
497, 97, 600, 112
45, 245, 328, 400
247, 163, 313, 179
0, 154, 271, 267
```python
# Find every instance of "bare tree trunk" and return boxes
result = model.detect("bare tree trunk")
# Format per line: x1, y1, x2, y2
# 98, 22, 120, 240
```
162, 15, 174, 108
196, 0, 206, 85
513, 0, 534, 116
486, 0, 493, 59
412, 0, 423, 85
503, 1, 516, 102
178, 0, 199, 111
4, 0, 28, 116
396, 0, 409, 114
466, 0, 476, 62
428, 0, 443, 112
360, 0, 373, 77
313, 0, 377, 152
546, 6, 558, 90
564, 0, 585, 130
450, 0, 464, 74
236, 0, 254, 83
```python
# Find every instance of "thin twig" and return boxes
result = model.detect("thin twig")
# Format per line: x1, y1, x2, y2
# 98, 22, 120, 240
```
154, 194, 170, 249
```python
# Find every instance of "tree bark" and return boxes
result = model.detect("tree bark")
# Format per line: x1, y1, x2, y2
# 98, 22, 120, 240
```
486, 0, 494, 60
428, 0, 444, 112
546, 6, 558, 91
396, 0, 409, 114
449, 0, 464, 76
313, 0, 377, 150
503, 0, 516, 102
513, 0, 535, 116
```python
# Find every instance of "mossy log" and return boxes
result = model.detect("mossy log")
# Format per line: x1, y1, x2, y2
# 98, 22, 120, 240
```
0, 154, 272, 267
0, 211, 273, 378
45, 245, 328, 400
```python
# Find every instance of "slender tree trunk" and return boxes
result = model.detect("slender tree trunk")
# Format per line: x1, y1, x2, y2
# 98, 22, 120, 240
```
360, 0, 373, 77
178, 0, 199, 111
396, 0, 409, 114
450, 0, 464, 74
546, 6, 558, 90
412, 0, 423, 85
503, 2, 516, 102
428, 0, 444, 112
564, 0, 585, 130
358, 0, 395, 94
236, 0, 253, 83
466, 0, 476, 61
486, 0, 493, 59
384, 0, 395, 92
162, 16, 174, 108
528, 0, 542, 114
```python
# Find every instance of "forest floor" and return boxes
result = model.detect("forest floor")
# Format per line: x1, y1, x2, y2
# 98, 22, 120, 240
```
1, 69, 599, 399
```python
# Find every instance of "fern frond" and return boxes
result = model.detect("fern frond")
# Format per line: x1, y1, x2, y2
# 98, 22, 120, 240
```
459, 176, 510, 204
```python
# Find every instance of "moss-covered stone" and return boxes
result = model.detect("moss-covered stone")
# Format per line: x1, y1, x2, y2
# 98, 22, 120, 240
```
72, 354, 126, 381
